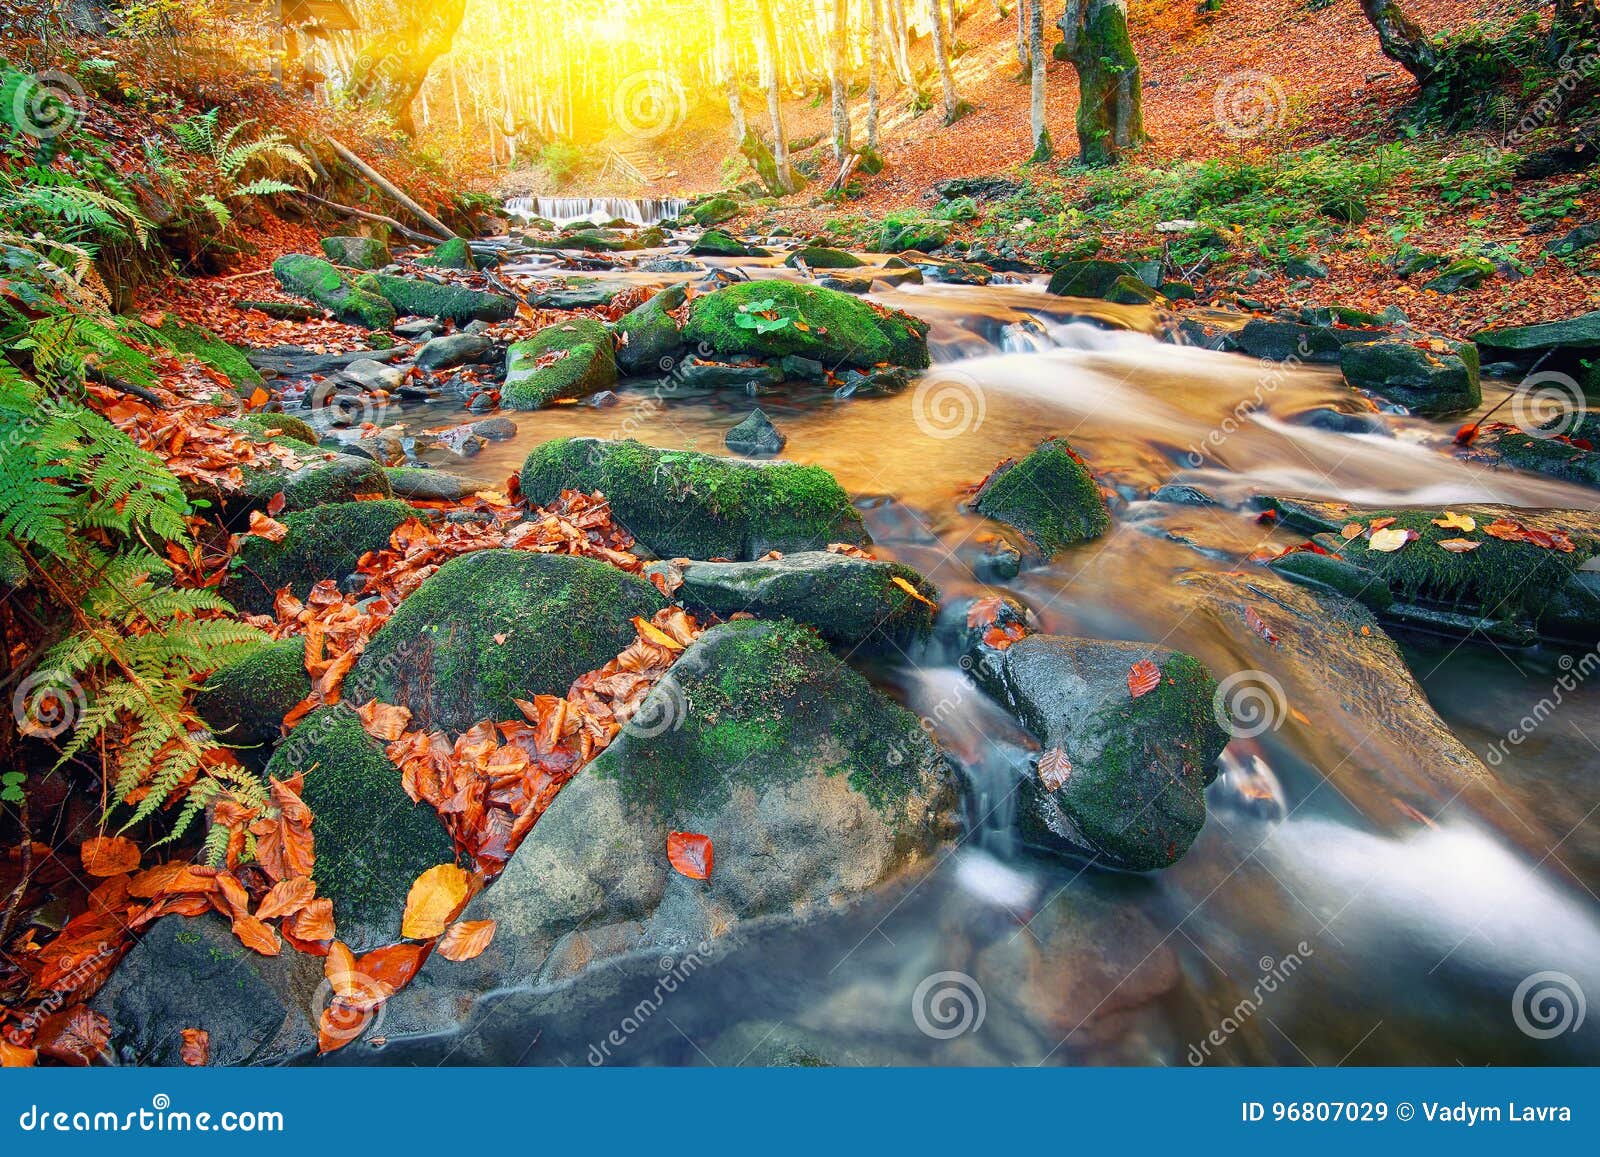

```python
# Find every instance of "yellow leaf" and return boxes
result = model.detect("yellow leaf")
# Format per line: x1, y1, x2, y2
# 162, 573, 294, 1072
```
633, 616, 685, 651
1432, 511, 1476, 532
891, 575, 936, 608
1367, 527, 1414, 553
401, 864, 472, 940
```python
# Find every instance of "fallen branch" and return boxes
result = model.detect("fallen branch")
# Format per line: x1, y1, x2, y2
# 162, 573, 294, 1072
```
324, 137, 458, 242
297, 191, 447, 245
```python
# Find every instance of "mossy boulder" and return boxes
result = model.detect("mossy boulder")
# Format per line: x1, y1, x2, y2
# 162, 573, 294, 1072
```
387, 619, 961, 1018
784, 246, 864, 269
689, 197, 740, 227
1104, 275, 1161, 305
689, 229, 766, 258
1495, 414, 1600, 490
152, 316, 263, 390
225, 412, 317, 447
1045, 259, 1137, 298
1422, 256, 1495, 294
1236, 318, 1384, 364
225, 498, 413, 614
1339, 340, 1481, 417
1261, 496, 1600, 642
527, 277, 627, 310
265, 708, 457, 952
417, 236, 477, 270
351, 548, 666, 732
271, 254, 396, 330
240, 452, 392, 513
503, 317, 617, 409
1471, 311, 1600, 363
195, 636, 309, 752
354, 273, 515, 325
320, 235, 392, 270
877, 221, 947, 253
556, 228, 637, 252
651, 551, 938, 647
971, 635, 1227, 871
682, 280, 929, 370
520, 437, 868, 560
971, 438, 1111, 558
614, 284, 686, 375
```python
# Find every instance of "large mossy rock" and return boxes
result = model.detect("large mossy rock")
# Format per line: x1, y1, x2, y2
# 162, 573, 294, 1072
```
1236, 319, 1383, 363
689, 229, 768, 258
615, 284, 686, 375
877, 221, 947, 253
355, 273, 515, 325
785, 246, 864, 269
1339, 340, 1481, 417
320, 235, 391, 269
265, 707, 457, 952
1262, 496, 1600, 643
1495, 414, 1600, 491
92, 913, 320, 1066
971, 438, 1110, 558
689, 196, 739, 226
1045, 259, 1138, 299
682, 280, 930, 370
1472, 311, 1600, 362
239, 452, 392, 513
650, 551, 937, 647
195, 636, 309, 752
417, 236, 477, 270
271, 254, 396, 330
225, 412, 317, 447
520, 437, 868, 560
973, 636, 1226, 871
225, 498, 413, 614
503, 317, 617, 409
384, 619, 961, 1031
351, 548, 665, 732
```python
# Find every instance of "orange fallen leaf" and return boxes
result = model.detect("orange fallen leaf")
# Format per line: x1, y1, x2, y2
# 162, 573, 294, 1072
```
81, 835, 140, 877
1128, 659, 1161, 698
179, 1028, 209, 1066
244, 510, 289, 542
255, 875, 315, 921
891, 575, 937, 608
1037, 747, 1072, 793
437, 919, 497, 962
401, 863, 472, 940
356, 699, 412, 742
634, 615, 686, 651
667, 831, 713, 880
284, 897, 335, 943
232, 915, 281, 956
1433, 511, 1476, 532
1437, 538, 1481, 553
0, 1039, 38, 1067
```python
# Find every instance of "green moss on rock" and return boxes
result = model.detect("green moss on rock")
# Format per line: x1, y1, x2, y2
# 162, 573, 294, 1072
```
615, 285, 686, 375
354, 273, 515, 325
195, 636, 310, 752
1340, 340, 1481, 417
690, 197, 739, 226
226, 499, 414, 613
272, 254, 396, 330
417, 236, 477, 270
152, 317, 264, 390
503, 317, 617, 409
226, 412, 318, 447
240, 453, 392, 513
689, 229, 766, 258
785, 246, 864, 269
320, 235, 392, 269
1045, 259, 1136, 298
520, 437, 868, 560
265, 707, 456, 952
972, 438, 1111, 557
682, 280, 929, 370
352, 548, 666, 732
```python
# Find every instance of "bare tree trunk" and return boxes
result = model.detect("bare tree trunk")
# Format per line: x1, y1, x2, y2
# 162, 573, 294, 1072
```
1017, 0, 1029, 68
927, 0, 968, 124
828, 0, 853, 161
866, 0, 883, 150
889, 0, 914, 84
1357, 0, 1440, 92
1028, 0, 1049, 161
748, 0, 804, 194
347, 0, 467, 136
1059, 0, 1144, 165
714, 0, 747, 145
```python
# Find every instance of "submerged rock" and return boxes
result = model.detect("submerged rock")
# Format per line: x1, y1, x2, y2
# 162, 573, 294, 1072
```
502, 317, 617, 409
272, 254, 395, 330
520, 437, 869, 560
527, 277, 628, 310
383, 467, 478, 502
265, 707, 458, 952
682, 280, 929, 370
1339, 340, 1481, 416
352, 548, 665, 732
971, 438, 1111, 559
724, 407, 786, 455
224, 498, 413, 613
383, 619, 961, 1034
652, 551, 938, 646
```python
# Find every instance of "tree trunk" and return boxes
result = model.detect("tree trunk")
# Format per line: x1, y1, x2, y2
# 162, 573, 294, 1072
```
828, 0, 853, 161
1356, 0, 1439, 91
1017, 0, 1029, 68
1028, 0, 1049, 161
714, 0, 747, 144
866, 0, 883, 150
753, 0, 804, 194
1058, 0, 1144, 165
927, 0, 968, 124
346, 0, 467, 137
1549, 0, 1600, 62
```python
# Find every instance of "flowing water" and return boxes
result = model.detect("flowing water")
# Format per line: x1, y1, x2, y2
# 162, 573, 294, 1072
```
352, 241, 1600, 1067
504, 194, 688, 227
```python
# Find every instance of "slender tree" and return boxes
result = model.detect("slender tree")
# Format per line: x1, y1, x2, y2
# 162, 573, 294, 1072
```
927, 0, 969, 124
743, 0, 804, 194
866, 0, 883, 152
1058, 0, 1144, 164
1027, 0, 1049, 161
827, 0, 853, 161
713, 0, 747, 145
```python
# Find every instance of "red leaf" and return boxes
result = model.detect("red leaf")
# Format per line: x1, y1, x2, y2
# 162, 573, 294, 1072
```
180, 1028, 209, 1066
667, 831, 713, 880
1245, 607, 1279, 645
1128, 659, 1162, 698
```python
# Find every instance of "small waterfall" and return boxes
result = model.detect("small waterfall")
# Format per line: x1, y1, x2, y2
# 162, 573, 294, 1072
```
505, 195, 688, 227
